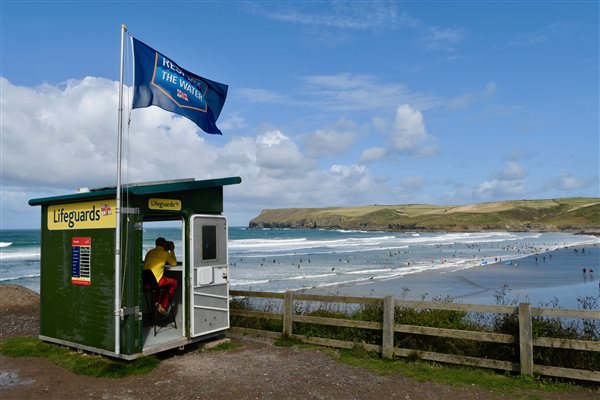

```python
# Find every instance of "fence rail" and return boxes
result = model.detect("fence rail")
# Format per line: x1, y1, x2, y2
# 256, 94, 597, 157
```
229, 290, 600, 383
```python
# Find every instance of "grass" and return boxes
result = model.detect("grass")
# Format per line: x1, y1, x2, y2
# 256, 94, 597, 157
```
0, 336, 159, 378
0, 335, 244, 379
3, 334, 597, 396
272, 336, 598, 397
330, 345, 596, 399
250, 197, 600, 230
206, 340, 244, 352
274, 335, 308, 348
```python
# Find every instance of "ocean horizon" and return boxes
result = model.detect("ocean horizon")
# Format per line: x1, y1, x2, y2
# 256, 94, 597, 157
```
1, 228, 599, 308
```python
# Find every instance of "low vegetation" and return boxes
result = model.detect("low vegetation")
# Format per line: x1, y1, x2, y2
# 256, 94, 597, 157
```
0, 335, 245, 378
230, 288, 600, 375
0, 336, 159, 378
249, 197, 600, 232
2, 314, 597, 394
269, 333, 597, 396
334, 347, 591, 398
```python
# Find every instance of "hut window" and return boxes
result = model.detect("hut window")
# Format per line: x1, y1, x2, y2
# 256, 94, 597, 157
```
202, 225, 217, 260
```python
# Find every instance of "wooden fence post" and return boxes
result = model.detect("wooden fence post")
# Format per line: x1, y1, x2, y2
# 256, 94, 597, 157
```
282, 291, 294, 337
519, 302, 533, 375
382, 295, 395, 359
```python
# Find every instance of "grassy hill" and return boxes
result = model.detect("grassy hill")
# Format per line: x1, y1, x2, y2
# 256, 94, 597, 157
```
248, 198, 600, 233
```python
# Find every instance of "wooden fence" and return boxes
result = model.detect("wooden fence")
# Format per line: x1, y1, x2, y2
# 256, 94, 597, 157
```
229, 290, 600, 382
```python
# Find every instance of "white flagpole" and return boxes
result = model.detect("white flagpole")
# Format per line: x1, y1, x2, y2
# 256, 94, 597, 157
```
114, 23, 127, 355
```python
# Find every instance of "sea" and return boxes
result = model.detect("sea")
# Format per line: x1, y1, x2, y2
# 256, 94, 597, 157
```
2, 228, 599, 307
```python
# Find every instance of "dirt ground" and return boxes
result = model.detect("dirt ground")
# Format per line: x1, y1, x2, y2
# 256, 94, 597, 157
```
1, 284, 598, 400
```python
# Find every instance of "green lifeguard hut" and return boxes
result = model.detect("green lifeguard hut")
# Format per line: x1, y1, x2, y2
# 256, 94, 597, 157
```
29, 176, 241, 359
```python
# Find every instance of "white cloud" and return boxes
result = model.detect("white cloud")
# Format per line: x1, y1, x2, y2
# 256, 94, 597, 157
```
330, 163, 366, 178
361, 104, 438, 162
255, 130, 309, 177
447, 81, 497, 110
474, 179, 526, 199
238, 74, 442, 113
484, 82, 498, 95
250, 3, 463, 54
560, 175, 585, 190
545, 173, 590, 191
300, 73, 441, 112
473, 160, 528, 200
304, 119, 358, 158
389, 104, 438, 157
256, 130, 287, 147
327, 164, 377, 198
398, 176, 426, 192
1, 77, 402, 227
427, 26, 463, 43
423, 26, 464, 51
372, 116, 388, 132
1, 76, 122, 188
218, 112, 247, 130
250, 2, 419, 32
555, 174, 586, 190
390, 104, 427, 151
495, 160, 527, 181
236, 88, 286, 104
507, 22, 574, 47
360, 147, 387, 163
235, 77, 497, 125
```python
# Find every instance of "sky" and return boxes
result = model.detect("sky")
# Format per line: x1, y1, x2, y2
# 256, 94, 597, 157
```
1, 1, 598, 229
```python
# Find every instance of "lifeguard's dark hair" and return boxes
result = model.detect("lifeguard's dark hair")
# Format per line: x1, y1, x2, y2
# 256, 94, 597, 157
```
155, 237, 167, 247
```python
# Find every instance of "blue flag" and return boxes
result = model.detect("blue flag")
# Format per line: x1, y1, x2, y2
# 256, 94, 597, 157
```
132, 37, 228, 135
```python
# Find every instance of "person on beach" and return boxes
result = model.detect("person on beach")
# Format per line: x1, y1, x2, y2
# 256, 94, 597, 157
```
144, 237, 178, 315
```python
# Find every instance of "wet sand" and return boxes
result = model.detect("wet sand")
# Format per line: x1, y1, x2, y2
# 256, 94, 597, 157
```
306, 244, 600, 308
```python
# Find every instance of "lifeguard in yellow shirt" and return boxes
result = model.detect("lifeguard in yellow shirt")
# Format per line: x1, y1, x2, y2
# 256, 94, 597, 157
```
144, 237, 177, 315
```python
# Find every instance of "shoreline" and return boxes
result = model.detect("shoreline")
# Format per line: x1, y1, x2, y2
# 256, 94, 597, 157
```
3, 230, 599, 308
248, 226, 600, 237
304, 244, 600, 309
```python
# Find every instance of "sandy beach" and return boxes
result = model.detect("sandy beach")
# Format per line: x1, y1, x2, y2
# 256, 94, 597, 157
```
306, 244, 600, 309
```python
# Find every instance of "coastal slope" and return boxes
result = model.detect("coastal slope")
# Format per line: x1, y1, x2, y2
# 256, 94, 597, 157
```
249, 198, 600, 232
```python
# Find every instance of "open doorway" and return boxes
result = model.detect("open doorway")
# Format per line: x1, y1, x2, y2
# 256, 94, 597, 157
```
141, 218, 185, 348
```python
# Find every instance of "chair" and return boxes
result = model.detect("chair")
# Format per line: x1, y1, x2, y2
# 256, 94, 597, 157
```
142, 269, 177, 336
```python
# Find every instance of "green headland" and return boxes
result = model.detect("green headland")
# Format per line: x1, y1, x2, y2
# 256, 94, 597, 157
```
249, 197, 600, 233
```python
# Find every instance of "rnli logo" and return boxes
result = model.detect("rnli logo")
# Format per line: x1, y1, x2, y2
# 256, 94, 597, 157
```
176, 89, 189, 102
100, 203, 113, 216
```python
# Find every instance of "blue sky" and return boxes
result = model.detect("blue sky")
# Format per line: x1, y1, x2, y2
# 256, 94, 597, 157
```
1, 1, 598, 228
